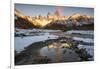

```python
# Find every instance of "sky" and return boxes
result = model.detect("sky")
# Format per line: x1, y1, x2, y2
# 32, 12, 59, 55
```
15, 3, 94, 17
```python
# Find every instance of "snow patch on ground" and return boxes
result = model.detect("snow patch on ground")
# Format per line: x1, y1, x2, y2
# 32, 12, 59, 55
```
73, 37, 94, 43
66, 30, 94, 35
16, 28, 61, 34
77, 44, 94, 56
15, 33, 58, 53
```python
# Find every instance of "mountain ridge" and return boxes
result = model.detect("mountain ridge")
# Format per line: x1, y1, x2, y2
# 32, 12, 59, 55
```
15, 11, 94, 30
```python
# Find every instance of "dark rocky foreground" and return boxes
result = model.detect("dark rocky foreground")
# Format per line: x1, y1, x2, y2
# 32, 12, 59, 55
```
15, 37, 93, 65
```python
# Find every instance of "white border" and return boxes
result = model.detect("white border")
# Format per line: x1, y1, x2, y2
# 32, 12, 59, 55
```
11, 0, 95, 69
11, 0, 14, 69
13, 0, 95, 8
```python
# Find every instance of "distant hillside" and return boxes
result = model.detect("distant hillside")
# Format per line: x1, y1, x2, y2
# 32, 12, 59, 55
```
44, 14, 94, 30
15, 13, 94, 30
15, 16, 41, 29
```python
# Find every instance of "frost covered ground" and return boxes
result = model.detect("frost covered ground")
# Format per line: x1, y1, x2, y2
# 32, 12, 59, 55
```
15, 28, 94, 59
65, 30, 94, 35
68, 30, 94, 58
15, 33, 58, 53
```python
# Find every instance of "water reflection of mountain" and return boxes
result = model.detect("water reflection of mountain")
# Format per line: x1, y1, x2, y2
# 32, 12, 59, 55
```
15, 8, 94, 65
15, 36, 93, 65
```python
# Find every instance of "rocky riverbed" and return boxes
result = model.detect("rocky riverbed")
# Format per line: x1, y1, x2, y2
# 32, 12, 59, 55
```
15, 29, 94, 65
